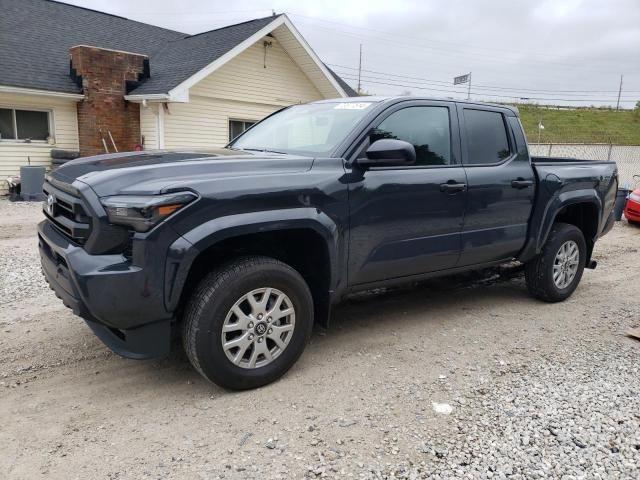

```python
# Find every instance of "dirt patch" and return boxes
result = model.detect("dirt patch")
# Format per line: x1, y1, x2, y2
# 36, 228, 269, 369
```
1, 200, 639, 479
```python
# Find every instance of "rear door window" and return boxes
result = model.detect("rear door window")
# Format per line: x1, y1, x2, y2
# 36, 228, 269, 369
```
463, 109, 510, 165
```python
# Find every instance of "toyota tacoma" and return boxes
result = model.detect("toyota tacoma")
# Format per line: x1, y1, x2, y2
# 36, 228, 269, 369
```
38, 97, 618, 389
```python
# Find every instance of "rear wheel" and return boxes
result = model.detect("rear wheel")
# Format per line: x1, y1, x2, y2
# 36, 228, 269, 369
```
182, 256, 313, 390
525, 223, 586, 302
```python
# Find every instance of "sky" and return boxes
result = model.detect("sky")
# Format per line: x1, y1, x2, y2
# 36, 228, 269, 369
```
65, 0, 640, 108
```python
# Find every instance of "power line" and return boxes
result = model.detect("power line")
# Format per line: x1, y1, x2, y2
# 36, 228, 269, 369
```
338, 71, 638, 100
289, 13, 638, 73
122, 8, 275, 16
346, 48, 634, 84
330, 64, 640, 95
337, 74, 638, 103
286, 12, 625, 66
328, 63, 640, 93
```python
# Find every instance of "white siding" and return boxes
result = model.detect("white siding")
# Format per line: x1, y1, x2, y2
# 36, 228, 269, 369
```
0, 92, 79, 193
140, 103, 159, 149
272, 24, 345, 98
163, 97, 279, 149
162, 36, 325, 149
190, 36, 323, 105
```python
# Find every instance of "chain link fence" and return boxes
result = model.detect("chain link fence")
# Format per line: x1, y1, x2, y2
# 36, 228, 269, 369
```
529, 143, 640, 189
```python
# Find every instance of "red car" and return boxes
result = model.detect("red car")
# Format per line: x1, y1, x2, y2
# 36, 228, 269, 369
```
624, 187, 640, 225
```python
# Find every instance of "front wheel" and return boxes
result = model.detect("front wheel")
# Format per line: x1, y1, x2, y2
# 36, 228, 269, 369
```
182, 256, 314, 390
525, 223, 586, 302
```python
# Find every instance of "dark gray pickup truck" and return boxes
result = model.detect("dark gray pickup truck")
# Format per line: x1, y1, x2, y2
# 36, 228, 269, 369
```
38, 97, 617, 389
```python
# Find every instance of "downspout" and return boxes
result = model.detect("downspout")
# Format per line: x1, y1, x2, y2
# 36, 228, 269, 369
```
157, 103, 165, 149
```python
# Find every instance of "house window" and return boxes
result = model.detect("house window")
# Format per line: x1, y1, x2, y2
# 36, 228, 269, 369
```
229, 119, 256, 142
0, 108, 51, 142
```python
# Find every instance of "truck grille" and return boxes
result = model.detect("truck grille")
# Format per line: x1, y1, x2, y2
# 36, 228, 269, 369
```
43, 181, 92, 244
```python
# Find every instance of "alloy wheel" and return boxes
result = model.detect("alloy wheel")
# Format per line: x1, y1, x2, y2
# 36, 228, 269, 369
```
553, 240, 580, 289
221, 288, 296, 369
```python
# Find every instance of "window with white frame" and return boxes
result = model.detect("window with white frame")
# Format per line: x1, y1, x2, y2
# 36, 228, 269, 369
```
0, 108, 51, 142
229, 119, 256, 142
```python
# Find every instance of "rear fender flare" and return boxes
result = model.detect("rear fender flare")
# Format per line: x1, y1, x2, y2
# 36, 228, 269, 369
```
536, 190, 602, 253
165, 208, 340, 311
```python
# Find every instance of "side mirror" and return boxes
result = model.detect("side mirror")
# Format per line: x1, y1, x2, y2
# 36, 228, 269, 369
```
357, 139, 416, 167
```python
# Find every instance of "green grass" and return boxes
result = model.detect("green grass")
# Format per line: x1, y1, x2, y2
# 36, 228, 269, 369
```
512, 105, 640, 145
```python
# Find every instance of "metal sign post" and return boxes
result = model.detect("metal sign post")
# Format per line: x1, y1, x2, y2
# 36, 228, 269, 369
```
454, 72, 472, 100
538, 119, 544, 143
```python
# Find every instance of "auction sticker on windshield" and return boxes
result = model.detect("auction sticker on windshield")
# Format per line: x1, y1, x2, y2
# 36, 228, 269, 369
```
334, 102, 372, 110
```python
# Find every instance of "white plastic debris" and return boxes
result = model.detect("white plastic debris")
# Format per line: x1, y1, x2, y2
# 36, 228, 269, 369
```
432, 402, 453, 415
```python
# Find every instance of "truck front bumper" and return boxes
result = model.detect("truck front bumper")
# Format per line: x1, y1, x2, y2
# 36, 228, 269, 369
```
38, 220, 172, 359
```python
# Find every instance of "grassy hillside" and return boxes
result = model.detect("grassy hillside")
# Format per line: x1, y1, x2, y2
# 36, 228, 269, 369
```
514, 105, 640, 145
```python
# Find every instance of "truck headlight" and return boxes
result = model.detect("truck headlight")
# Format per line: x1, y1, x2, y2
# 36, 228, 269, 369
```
101, 192, 197, 232
629, 192, 640, 202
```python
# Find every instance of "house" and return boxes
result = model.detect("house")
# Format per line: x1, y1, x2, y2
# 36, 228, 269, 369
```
0, 0, 357, 193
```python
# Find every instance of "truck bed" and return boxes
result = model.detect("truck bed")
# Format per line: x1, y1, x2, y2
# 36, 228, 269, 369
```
519, 158, 618, 263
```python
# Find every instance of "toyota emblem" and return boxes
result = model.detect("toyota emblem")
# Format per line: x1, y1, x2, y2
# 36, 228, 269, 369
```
46, 193, 56, 216
254, 322, 267, 335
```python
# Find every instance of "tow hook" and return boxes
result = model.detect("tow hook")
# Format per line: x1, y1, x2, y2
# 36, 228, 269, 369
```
586, 260, 597, 270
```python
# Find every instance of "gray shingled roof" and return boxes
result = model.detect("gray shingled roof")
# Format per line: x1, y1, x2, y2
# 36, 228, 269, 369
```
0, 0, 357, 96
326, 66, 358, 97
0, 0, 184, 93
130, 16, 280, 95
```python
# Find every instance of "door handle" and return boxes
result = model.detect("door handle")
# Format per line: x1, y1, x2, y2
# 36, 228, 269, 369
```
440, 181, 467, 193
511, 179, 534, 189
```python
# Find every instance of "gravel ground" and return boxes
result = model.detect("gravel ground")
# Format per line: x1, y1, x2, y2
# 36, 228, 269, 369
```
0, 199, 639, 480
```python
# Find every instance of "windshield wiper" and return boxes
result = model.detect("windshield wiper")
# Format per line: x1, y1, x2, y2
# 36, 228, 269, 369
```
240, 148, 288, 155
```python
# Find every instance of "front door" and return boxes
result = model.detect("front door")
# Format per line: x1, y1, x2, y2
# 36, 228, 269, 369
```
347, 101, 467, 286
457, 106, 536, 266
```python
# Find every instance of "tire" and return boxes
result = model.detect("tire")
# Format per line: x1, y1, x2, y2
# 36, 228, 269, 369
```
182, 256, 314, 390
525, 223, 586, 302
50, 149, 80, 160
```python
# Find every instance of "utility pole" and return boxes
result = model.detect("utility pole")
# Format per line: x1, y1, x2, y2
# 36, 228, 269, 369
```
467, 72, 472, 100
616, 74, 623, 111
357, 44, 362, 94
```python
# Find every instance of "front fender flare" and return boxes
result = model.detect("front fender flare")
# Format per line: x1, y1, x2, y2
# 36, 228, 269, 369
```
164, 208, 341, 312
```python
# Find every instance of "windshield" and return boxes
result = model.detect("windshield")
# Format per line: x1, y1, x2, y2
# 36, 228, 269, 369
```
229, 101, 375, 156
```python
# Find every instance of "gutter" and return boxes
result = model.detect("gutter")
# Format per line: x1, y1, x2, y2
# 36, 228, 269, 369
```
124, 93, 171, 103
0, 85, 84, 101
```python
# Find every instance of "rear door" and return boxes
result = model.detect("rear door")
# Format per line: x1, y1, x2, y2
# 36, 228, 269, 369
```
347, 100, 467, 285
457, 106, 536, 266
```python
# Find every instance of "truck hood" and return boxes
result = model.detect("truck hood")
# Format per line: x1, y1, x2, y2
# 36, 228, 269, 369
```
50, 149, 315, 197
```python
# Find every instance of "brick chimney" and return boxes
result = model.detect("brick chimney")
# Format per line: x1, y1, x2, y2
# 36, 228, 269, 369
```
69, 46, 149, 157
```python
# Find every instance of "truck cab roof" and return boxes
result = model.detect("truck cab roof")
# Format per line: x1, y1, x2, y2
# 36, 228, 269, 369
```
310, 95, 520, 116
